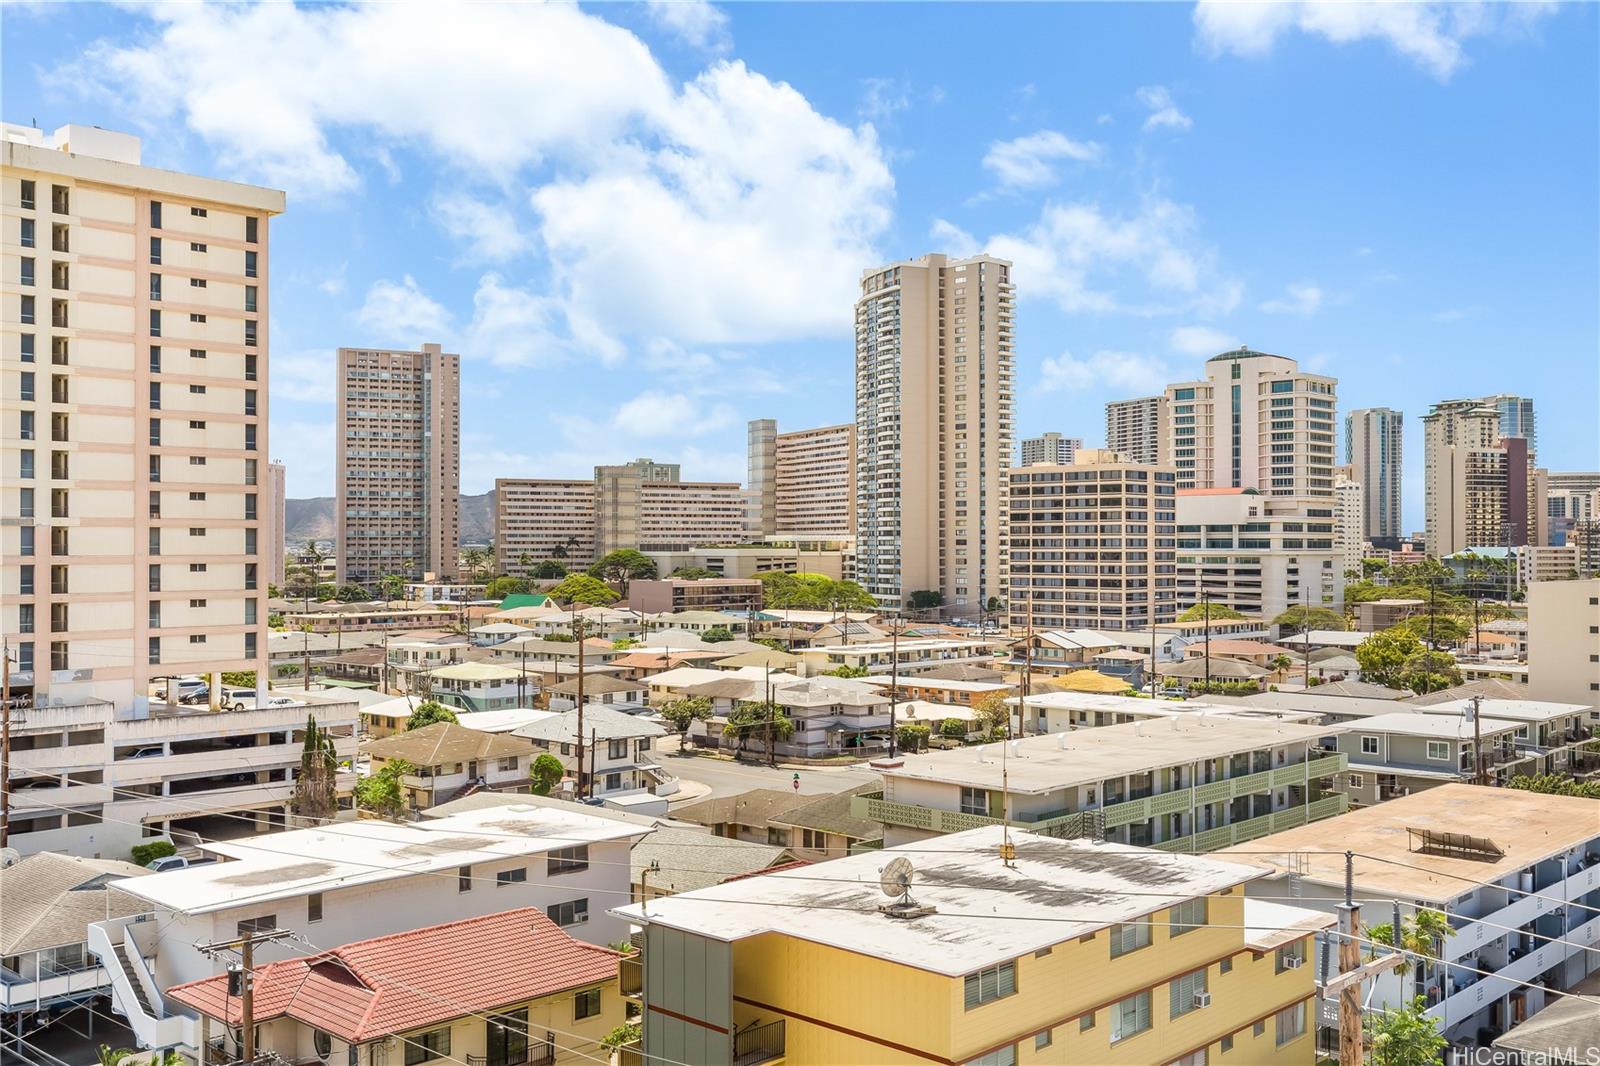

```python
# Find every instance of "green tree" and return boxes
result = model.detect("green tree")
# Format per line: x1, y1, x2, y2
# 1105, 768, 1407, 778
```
1355, 629, 1424, 689
754, 571, 876, 611
588, 548, 658, 595
723, 700, 794, 759
291, 714, 339, 821
531, 559, 568, 580
822, 664, 870, 679
1507, 774, 1600, 799
601, 1021, 642, 1051
378, 573, 407, 601
671, 566, 717, 579
700, 626, 735, 643
1392, 613, 1469, 645
896, 722, 931, 753
1398, 649, 1463, 694
1360, 557, 1388, 579
660, 696, 713, 746
1270, 605, 1346, 635
131, 840, 176, 866
314, 581, 340, 601
97, 1047, 140, 1066
484, 575, 528, 600
461, 546, 495, 583
549, 573, 621, 605
907, 589, 944, 610
1177, 602, 1247, 622
336, 582, 370, 602
973, 693, 1011, 739
405, 700, 458, 731
268, 612, 286, 629
354, 758, 413, 819
940, 717, 969, 739
1269, 654, 1294, 676
1366, 908, 1455, 978
1367, 997, 1447, 1066
530, 753, 565, 795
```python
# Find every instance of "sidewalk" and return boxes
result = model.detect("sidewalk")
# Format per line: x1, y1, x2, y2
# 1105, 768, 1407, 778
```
665, 776, 713, 805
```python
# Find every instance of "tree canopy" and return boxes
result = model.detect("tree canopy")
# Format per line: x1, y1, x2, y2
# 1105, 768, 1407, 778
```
529, 753, 565, 796
670, 566, 717, 579
755, 571, 876, 611
588, 549, 658, 593
1507, 773, 1600, 799
1178, 602, 1247, 622
1270, 605, 1346, 635
1355, 629, 1424, 689
907, 589, 944, 610
406, 700, 458, 731
1367, 997, 1447, 1066
700, 626, 735, 643
354, 758, 413, 819
549, 573, 621, 605
659, 696, 713, 743
531, 560, 568, 580
484, 575, 529, 600
291, 714, 339, 821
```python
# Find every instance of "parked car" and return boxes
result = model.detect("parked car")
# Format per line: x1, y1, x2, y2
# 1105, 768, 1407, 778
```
145, 855, 216, 872
127, 746, 165, 759
224, 689, 301, 711
179, 686, 212, 705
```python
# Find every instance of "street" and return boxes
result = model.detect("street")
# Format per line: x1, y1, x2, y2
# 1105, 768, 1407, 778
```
655, 735, 880, 802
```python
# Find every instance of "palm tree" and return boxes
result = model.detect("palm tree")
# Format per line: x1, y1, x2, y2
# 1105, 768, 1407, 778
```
97, 1047, 136, 1066
1367, 907, 1456, 999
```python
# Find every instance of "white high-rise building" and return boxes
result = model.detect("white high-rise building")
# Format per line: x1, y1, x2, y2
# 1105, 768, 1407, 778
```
1344, 407, 1402, 543
1018, 431, 1081, 467
1163, 348, 1337, 499
1175, 490, 1345, 620
1104, 395, 1165, 465
855, 253, 1014, 614
1334, 465, 1365, 578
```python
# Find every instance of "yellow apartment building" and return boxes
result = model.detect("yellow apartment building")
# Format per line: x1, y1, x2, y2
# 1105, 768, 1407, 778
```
615, 824, 1329, 1066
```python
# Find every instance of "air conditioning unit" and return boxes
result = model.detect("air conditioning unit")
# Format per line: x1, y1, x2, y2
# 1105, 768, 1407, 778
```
1193, 991, 1212, 1009
1284, 955, 1305, 969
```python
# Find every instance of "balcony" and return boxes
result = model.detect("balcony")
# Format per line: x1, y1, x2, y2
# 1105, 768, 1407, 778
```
734, 1020, 785, 1066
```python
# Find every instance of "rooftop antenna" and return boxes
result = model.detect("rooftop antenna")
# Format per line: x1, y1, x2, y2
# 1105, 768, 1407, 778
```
877, 856, 934, 919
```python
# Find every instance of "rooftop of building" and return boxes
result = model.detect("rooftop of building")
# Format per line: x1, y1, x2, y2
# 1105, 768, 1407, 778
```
671, 788, 816, 831
1206, 346, 1288, 362
111, 806, 650, 915
166, 908, 618, 1042
1415, 697, 1591, 723
360, 721, 538, 765
0, 853, 151, 955
884, 716, 1333, 794
629, 828, 794, 896
1339, 711, 1523, 740
427, 661, 523, 682
452, 708, 561, 734
860, 675, 1013, 693
613, 825, 1300, 975
767, 783, 884, 841
1216, 784, 1600, 902
513, 705, 665, 744
801, 637, 1000, 655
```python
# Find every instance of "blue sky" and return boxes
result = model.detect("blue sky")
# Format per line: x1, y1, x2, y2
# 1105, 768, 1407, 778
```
6, 1, 1596, 530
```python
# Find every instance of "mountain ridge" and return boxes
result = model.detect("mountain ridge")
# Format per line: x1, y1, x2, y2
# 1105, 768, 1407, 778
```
285, 492, 495, 547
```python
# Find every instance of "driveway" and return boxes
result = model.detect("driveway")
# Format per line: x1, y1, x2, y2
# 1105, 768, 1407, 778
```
657, 735, 880, 802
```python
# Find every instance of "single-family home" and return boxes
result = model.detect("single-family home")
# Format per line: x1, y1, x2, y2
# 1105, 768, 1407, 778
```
513, 706, 669, 797
360, 721, 540, 810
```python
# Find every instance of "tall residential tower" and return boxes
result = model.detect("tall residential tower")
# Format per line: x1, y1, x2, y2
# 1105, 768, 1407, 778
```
1344, 407, 1403, 544
1104, 395, 1165, 465
855, 253, 1014, 614
335, 343, 460, 586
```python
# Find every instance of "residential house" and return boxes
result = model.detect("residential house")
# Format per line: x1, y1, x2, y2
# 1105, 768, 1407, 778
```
1219, 785, 1600, 1049
91, 805, 650, 1049
543, 674, 649, 711
513, 706, 669, 797
1354, 598, 1427, 632
860, 674, 1015, 709
796, 637, 1004, 678
1328, 711, 1528, 806
765, 783, 884, 860
427, 661, 525, 713
468, 621, 533, 647
629, 827, 793, 902
859, 716, 1347, 851
640, 666, 799, 707
0, 854, 150, 1033
614, 825, 1330, 1066
166, 908, 624, 1066
385, 638, 470, 694
670, 789, 817, 846
629, 580, 763, 615
360, 721, 539, 810
683, 675, 892, 758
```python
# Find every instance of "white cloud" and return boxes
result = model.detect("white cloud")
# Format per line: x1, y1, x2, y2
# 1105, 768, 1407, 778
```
610, 391, 737, 437
1136, 85, 1193, 132
430, 196, 533, 263
269, 350, 338, 404
984, 197, 1241, 316
463, 273, 611, 368
645, 0, 731, 52
355, 275, 453, 342
1259, 281, 1324, 316
859, 77, 911, 122
1192, 1, 1554, 82
317, 263, 347, 297
76, 4, 891, 353
1169, 325, 1238, 356
1038, 350, 1173, 395
929, 218, 981, 259
982, 130, 1103, 190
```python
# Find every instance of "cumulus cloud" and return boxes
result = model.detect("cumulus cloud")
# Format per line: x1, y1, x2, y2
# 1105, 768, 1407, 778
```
430, 196, 534, 263
982, 130, 1103, 189
1192, 1, 1554, 82
930, 218, 981, 259
355, 275, 453, 342
1169, 325, 1238, 356
1038, 350, 1173, 394
1136, 85, 1193, 132
645, 0, 732, 51
1259, 282, 1324, 316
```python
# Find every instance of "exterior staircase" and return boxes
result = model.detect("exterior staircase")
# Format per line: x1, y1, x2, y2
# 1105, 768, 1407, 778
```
110, 942, 157, 1016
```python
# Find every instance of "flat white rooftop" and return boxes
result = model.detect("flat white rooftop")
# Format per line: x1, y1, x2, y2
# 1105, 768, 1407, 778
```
884, 716, 1334, 794
453, 708, 560, 733
1418, 698, 1588, 723
613, 825, 1279, 975
1344, 712, 1523, 740
111, 807, 649, 915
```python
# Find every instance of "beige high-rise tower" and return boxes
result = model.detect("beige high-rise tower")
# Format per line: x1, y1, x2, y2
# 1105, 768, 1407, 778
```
266, 459, 287, 586
1422, 399, 1540, 557
1104, 396, 1166, 465
855, 253, 1014, 615
1, 123, 283, 710
1344, 407, 1403, 543
335, 343, 460, 586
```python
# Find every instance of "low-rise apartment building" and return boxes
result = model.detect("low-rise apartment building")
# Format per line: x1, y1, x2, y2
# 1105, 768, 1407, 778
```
282, 601, 458, 633
861, 673, 1014, 708
360, 721, 538, 810
1010, 691, 1321, 737
615, 825, 1329, 1066
1220, 785, 1600, 1049
167, 908, 625, 1066
513, 705, 668, 797
6, 693, 359, 858
795, 637, 1003, 677
427, 660, 523, 713
857, 716, 1347, 851
91, 804, 649, 1049
683, 675, 891, 758
629, 579, 764, 614
1328, 710, 1528, 806
1414, 698, 1596, 777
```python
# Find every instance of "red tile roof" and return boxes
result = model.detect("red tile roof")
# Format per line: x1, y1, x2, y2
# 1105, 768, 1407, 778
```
165, 908, 619, 1042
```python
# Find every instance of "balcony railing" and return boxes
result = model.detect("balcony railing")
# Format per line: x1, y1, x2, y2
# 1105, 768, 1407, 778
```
733, 1020, 785, 1066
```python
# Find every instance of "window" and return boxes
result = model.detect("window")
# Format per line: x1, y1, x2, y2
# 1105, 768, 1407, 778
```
190, 277, 206, 288
150, 236, 162, 263
19, 333, 33, 362
237, 915, 277, 937
1079, 1013, 1095, 1032
1220, 956, 1233, 975
245, 249, 258, 277
766, 826, 790, 847
1426, 741, 1450, 761
188, 634, 207, 645
189, 563, 207, 572
245, 215, 259, 242
190, 206, 207, 217
307, 893, 323, 923
189, 598, 206, 609
51, 185, 69, 214
19, 257, 34, 286
150, 200, 161, 228
1253, 1021, 1266, 1038
1347, 774, 1364, 789
244, 319, 257, 346
150, 308, 160, 336
19, 411, 33, 441
19, 219, 34, 248
608, 738, 627, 760
548, 846, 589, 875
959, 787, 989, 816
19, 527, 34, 557
496, 867, 527, 886
190, 241, 207, 252
497, 756, 516, 772
404, 1027, 449, 1066
19, 450, 34, 480
20, 294, 34, 323
458, 865, 472, 892
189, 313, 206, 322
1034, 1030, 1052, 1050
1110, 922, 1151, 958
1274, 1002, 1306, 1045
546, 899, 588, 926
1170, 897, 1207, 936
574, 988, 601, 1020
1275, 940, 1305, 973
963, 961, 1016, 1009
19, 371, 34, 401
1360, 736, 1379, 755
965, 1049, 1015, 1066
1110, 990, 1151, 1043
245, 285, 257, 312
313, 1031, 332, 1060
1170, 966, 1208, 1018
21, 180, 36, 209
1170, 1052, 1207, 1066
1221, 1035, 1233, 1053
189, 384, 206, 394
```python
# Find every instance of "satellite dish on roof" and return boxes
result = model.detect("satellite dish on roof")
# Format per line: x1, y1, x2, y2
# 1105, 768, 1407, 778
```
880, 856, 915, 901
0, 848, 20, 869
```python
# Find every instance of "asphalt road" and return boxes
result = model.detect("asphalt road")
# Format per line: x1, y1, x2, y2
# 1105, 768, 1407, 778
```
655, 736, 880, 802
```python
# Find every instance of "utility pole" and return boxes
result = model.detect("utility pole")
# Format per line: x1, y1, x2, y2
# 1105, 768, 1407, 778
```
1202, 589, 1212, 692
1301, 604, 1311, 689
197, 927, 296, 1064
1428, 575, 1437, 650
888, 616, 899, 757
574, 616, 587, 799
2, 639, 12, 849
1021, 597, 1034, 734
1337, 851, 1362, 1066
1470, 694, 1486, 786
